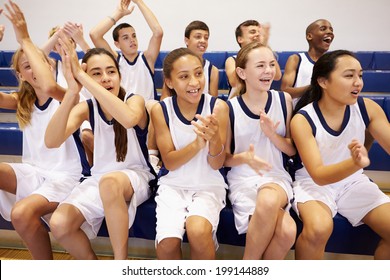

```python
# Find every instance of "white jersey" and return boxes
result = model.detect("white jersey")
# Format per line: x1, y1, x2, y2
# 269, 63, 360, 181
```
158, 94, 227, 191
292, 52, 315, 107
86, 96, 155, 181
226, 90, 292, 192
118, 52, 156, 101
22, 98, 89, 177
294, 97, 369, 185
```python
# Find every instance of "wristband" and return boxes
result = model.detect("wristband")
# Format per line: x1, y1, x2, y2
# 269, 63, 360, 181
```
108, 16, 116, 25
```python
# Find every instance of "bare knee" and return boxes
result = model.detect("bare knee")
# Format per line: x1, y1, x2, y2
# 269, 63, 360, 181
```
157, 238, 181, 259
301, 215, 333, 246
50, 210, 77, 241
99, 174, 123, 203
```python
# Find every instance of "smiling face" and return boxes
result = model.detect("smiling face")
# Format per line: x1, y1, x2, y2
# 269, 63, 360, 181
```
307, 20, 334, 53
185, 29, 209, 57
236, 45, 276, 93
85, 53, 121, 96
319, 55, 363, 105
165, 54, 205, 104
237, 24, 262, 47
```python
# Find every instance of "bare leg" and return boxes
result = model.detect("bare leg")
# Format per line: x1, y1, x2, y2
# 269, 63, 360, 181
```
243, 184, 289, 259
156, 238, 182, 259
11, 194, 58, 259
0, 163, 17, 194
294, 201, 333, 260
362, 202, 390, 259
262, 209, 296, 259
186, 215, 215, 260
50, 203, 97, 259
81, 129, 94, 167
99, 172, 134, 260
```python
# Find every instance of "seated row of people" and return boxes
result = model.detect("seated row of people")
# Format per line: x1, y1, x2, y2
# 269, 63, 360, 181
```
1, 1, 389, 261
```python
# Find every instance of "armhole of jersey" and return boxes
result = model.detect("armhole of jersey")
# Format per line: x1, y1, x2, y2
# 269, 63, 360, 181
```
160, 101, 170, 128
125, 93, 134, 101
357, 97, 370, 128
227, 100, 235, 154
292, 53, 302, 87
210, 96, 217, 112
207, 63, 213, 90
278, 91, 288, 125
86, 99, 94, 132
298, 110, 316, 137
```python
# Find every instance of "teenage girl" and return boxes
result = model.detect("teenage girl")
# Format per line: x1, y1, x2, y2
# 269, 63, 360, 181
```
45, 33, 155, 259
0, 1, 89, 259
151, 47, 229, 259
224, 42, 296, 260
291, 50, 390, 259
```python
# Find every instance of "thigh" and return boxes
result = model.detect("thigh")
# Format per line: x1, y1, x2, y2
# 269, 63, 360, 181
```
0, 163, 17, 194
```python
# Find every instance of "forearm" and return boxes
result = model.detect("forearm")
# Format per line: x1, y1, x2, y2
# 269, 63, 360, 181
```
207, 138, 225, 169
135, 0, 163, 36
162, 140, 202, 171
267, 133, 296, 156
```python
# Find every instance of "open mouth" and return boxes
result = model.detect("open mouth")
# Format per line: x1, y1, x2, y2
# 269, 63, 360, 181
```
323, 36, 333, 44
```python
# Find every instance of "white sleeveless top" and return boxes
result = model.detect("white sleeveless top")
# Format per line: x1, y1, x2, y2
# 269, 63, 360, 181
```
226, 90, 292, 191
294, 97, 369, 185
117, 52, 156, 101
158, 94, 227, 191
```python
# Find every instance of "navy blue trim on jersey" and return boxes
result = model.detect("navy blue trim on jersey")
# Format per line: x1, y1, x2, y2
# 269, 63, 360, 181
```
237, 95, 259, 119
141, 54, 158, 100
206, 61, 212, 91
357, 96, 370, 128
210, 96, 217, 112
86, 99, 95, 132
35, 97, 53, 111
125, 93, 134, 101
264, 91, 272, 113
160, 101, 169, 128
278, 91, 288, 125
304, 52, 316, 64
173, 94, 205, 125
97, 101, 115, 125
121, 52, 140, 66
72, 129, 91, 176
292, 53, 302, 87
298, 110, 317, 137
314, 101, 350, 136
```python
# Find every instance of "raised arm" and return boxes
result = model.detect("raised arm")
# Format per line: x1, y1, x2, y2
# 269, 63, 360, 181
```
4, 0, 64, 101
281, 54, 309, 99
89, 0, 135, 59
0, 9, 5, 42
133, 0, 163, 72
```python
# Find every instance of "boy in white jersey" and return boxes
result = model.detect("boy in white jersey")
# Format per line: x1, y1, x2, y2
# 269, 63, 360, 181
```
291, 50, 390, 260
281, 19, 334, 107
224, 42, 296, 260
151, 48, 229, 259
0, 1, 88, 259
90, 0, 163, 102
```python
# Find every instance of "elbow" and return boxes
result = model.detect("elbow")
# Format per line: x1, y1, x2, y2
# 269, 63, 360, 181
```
44, 137, 60, 149
311, 175, 329, 186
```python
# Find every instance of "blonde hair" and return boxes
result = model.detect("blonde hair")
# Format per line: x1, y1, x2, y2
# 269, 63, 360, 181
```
11, 48, 52, 129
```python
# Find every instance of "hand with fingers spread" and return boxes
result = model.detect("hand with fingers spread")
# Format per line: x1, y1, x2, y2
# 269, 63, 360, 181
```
116, 0, 135, 17
260, 109, 280, 139
4, 0, 30, 45
246, 144, 272, 176
348, 139, 370, 169
192, 112, 220, 143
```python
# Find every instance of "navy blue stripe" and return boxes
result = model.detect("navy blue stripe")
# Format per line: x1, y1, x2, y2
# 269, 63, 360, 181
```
237, 95, 259, 119
357, 97, 370, 128
264, 91, 272, 113
292, 53, 302, 87
210, 96, 217, 112
86, 99, 94, 132
141, 54, 158, 100
72, 129, 91, 176
278, 91, 287, 125
173, 94, 205, 125
227, 100, 235, 154
35, 97, 53, 111
314, 101, 350, 136
298, 110, 317, 137
160, 101, 169, 128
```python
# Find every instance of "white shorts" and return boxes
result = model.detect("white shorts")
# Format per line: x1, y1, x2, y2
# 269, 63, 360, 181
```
61, 169, 151, 239
155, 185, 226, 247
0, 163, 79, 221
228, 177, 293, 234
293, 173, 390, 226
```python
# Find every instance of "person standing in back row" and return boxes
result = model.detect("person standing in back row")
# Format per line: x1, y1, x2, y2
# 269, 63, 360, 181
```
281, 19, 334, 108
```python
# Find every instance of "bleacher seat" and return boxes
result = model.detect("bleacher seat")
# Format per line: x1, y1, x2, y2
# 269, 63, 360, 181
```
362, 70, 390, 92
0, 122, 22, 156
373, 51, 390, 70
355, 51, 375, 70
203, 51, 228, 69
0, 68, 18, 87
0, 51, 14, 67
